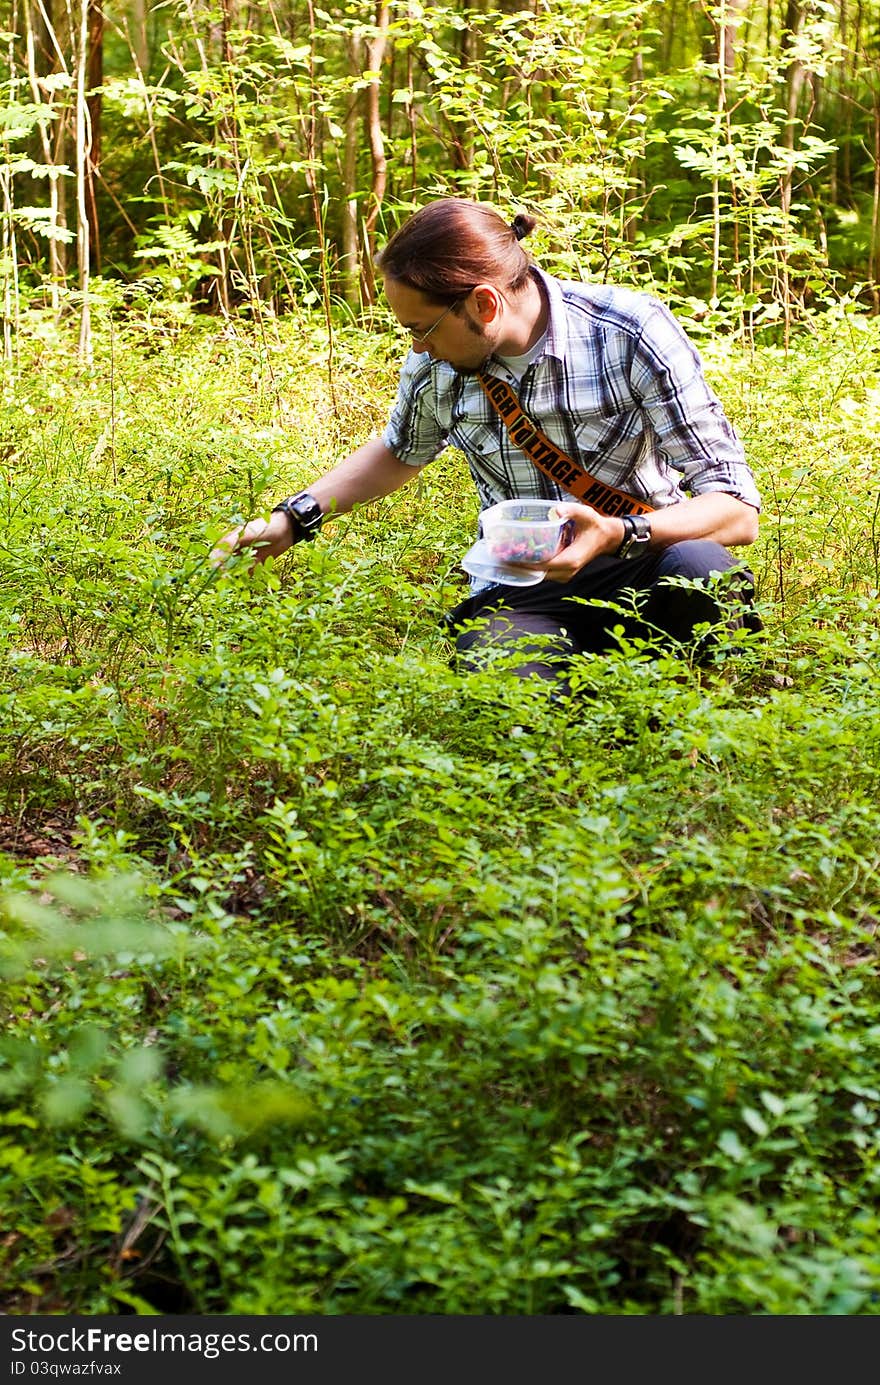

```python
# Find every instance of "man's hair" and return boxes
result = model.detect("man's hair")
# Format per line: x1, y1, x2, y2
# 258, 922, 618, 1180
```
375, 199, 538, 305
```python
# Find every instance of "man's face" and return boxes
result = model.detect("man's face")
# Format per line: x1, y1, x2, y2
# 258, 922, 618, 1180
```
383, 278, 496, 371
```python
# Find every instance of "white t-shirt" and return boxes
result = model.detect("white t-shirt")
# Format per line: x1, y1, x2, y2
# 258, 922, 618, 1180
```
494, 329, 548, 382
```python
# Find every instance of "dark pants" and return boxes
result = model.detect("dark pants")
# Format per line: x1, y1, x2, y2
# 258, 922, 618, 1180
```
445, 541, 759, 691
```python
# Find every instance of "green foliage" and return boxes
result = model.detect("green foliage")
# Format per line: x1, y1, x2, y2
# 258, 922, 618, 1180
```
0, 0, 876, 1318
2, 0, 878, 325
1, 303, 880, 1314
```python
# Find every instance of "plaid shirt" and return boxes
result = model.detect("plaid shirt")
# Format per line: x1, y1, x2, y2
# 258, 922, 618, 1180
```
383, 267, 761, 518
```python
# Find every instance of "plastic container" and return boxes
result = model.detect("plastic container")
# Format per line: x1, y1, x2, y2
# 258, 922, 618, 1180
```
460, 499, 572, 587
480, 499, 568, 566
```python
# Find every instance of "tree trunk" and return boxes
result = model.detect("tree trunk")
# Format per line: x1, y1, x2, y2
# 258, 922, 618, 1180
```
128, 0, 149, 77
31, 0, 57, 72
781, 0, 805, 217
406, 17, 417, 194
625, 18, 645, 245
871, 85, 880, 312
24, 0, 67, 297
451, 12, 473, 173
1, 163, 17, 362
341, 29, 363, 312
722, 0, 749, 72
361, 2, 390, 304
74, 0, 91, 361
84, 0, 103, 272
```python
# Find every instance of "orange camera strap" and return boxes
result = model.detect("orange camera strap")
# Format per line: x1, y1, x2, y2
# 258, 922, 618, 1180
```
476, 371, 654, 518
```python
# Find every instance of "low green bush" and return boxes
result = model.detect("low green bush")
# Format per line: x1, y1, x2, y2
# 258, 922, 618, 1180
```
1, 306, 879, 1314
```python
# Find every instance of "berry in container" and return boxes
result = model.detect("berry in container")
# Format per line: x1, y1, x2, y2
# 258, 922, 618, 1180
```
480, 499, 572, 566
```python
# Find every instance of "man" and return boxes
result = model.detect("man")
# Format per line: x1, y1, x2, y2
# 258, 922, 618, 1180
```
213, 199, 761, 689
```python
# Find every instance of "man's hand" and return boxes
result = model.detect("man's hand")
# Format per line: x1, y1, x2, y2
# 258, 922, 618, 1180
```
535, 492, 759, 583
209, 439, 418, 573
210, 510, 295, 570
539, 503, 625, 582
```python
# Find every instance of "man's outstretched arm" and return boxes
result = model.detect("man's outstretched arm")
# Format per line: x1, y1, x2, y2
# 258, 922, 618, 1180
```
211, 439, 417, 565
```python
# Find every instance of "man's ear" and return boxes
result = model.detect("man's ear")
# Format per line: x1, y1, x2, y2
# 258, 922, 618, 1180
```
471, 284, 502, 324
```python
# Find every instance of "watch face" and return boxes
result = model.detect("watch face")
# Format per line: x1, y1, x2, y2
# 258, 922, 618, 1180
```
291, 493, 322, 529
274, 492, 323, 540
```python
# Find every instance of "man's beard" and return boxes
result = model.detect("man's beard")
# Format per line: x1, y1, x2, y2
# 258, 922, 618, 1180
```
454, 312, 493, 373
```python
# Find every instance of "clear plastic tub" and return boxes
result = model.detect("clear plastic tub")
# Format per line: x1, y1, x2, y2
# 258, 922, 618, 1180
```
480, 499, 568, 565
460, 499, 572, 587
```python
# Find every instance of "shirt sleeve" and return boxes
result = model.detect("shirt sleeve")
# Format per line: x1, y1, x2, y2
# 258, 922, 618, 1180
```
629, 302, 761, 511
381, 352, 449, 467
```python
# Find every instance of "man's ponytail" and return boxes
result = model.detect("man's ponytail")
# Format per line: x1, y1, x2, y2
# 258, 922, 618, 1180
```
375, 200, 538, 304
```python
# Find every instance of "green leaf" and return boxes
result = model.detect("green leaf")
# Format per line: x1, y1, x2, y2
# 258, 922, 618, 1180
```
718, 1129, 745, 1161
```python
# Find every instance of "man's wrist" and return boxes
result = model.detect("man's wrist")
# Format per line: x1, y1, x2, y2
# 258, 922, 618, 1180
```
272, 490, 324, 543
594, 514, 629, 557
615, 512, 652, 559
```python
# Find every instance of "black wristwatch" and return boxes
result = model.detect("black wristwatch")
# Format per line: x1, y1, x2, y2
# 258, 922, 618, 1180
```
616, 513, 652, 559
272, 490, 323, 542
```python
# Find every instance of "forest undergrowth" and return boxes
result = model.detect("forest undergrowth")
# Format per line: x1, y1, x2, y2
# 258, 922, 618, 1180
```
1, 296, 879, 1315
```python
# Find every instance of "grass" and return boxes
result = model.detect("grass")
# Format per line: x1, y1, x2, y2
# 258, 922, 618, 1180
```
1, 294, 879, 1315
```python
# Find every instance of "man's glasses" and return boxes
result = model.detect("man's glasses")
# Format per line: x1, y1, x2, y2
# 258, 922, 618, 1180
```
409, 296, 464, 344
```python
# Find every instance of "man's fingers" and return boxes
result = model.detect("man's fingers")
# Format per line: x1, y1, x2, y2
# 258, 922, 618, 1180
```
209, 518, 281, 570
209, 529, 242, 568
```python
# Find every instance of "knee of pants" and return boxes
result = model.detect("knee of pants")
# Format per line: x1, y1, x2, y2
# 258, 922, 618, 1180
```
655, 539, 741, 582
644, 544, 758, 649
654, 541, 756, 613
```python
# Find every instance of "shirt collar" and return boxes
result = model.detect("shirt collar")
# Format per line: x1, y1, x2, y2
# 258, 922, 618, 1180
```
529, 265, 568, 361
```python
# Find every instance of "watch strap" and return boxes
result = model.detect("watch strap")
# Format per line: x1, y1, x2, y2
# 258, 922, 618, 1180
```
616, 512, 651, 559
272, 491, 322, 542
616, 515, 636, 558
